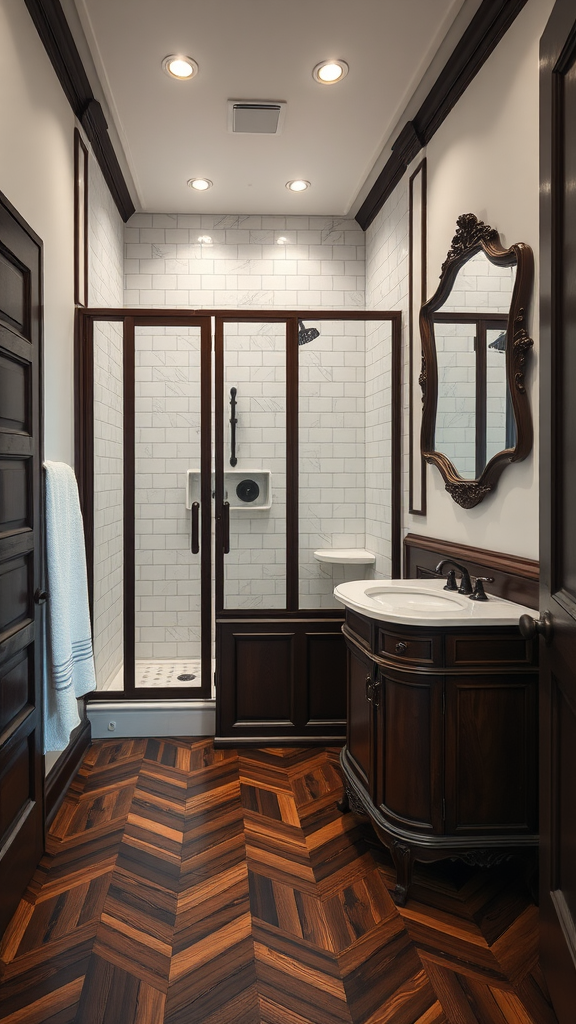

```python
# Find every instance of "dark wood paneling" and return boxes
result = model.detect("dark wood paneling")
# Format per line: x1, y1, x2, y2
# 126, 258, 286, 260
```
0, 190, 44, 940
0, 554, 31, 640
446, 676, 537, 833
404, 533, 539, 608
306, 632, 346, 723
0, 459, 30, 533
0, 350, 29, 433
356, 0, 530, 229
216, 616, 346, 743
23, 0, 135, 221
0, 646, 33, 734
539, 4, 576, 1013
235, 634, 294, 723
0, 734, 32, 843
0, 250, 27, 331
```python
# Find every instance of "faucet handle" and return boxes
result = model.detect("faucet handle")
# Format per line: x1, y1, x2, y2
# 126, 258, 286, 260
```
443, 570, 458, 591
458, 569, 473, 595
469, 576, 494, 601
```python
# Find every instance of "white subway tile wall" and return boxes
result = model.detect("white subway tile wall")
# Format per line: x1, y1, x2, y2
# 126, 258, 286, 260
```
124, 215, 365, 310
366, 180, 409, 577
89, 148, 125, 690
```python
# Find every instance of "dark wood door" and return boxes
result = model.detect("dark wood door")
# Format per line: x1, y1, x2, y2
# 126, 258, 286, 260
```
0, 192, 44, 935
539, 3, 576, 1017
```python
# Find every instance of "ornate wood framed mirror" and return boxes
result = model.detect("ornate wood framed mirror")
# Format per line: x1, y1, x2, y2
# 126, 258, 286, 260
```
419, 213, 534, 508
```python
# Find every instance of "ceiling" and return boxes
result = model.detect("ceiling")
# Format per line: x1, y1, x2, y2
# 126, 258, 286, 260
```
73, 0, 471, 216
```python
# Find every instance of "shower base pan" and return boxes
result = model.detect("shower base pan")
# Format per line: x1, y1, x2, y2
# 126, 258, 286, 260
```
102, 659, 203, 692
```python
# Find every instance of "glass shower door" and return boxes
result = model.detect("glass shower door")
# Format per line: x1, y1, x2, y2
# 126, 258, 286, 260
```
131, 318, 212, 697
215, 319, 288, 612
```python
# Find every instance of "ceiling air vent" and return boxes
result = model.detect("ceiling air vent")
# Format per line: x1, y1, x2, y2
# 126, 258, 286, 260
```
228, 100, 286, 135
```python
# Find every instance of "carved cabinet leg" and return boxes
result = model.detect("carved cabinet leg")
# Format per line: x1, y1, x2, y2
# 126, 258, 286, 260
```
391, 841, 414, 905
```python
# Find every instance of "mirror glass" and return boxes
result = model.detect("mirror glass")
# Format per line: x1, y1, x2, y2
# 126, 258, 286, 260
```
432, 252, 516, 479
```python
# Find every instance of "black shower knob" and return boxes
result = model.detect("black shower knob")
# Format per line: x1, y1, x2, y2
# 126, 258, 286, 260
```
236, 479, 260, 502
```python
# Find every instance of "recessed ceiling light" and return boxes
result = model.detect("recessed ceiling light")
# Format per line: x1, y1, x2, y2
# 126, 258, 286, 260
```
312, 60, 349, 85
188, 178, 213, 191
162, 55, 198, 80
286, 180, 310, 192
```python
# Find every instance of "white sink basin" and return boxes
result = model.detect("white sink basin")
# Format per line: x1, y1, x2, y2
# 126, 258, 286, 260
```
334, 578, 535, 626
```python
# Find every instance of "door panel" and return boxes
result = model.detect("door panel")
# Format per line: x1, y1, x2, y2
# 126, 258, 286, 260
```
0, 192, 43, 937
540, 3, 576, 1016
218, 320, 287, 611
133, 324, 209, 693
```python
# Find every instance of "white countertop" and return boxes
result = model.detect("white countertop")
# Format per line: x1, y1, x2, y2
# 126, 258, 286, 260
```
334, 577, 536, 627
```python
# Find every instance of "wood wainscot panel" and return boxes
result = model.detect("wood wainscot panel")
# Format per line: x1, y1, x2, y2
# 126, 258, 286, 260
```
306, 631, 346, 725
216, 615, 346, 745
404, 533, 539, 609
235, 633, 295, 725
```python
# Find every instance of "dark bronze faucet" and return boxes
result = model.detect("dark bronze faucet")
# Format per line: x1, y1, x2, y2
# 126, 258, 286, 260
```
434, 558, 473, 595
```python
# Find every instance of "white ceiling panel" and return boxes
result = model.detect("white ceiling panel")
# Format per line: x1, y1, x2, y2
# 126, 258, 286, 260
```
74, 0, 470, 214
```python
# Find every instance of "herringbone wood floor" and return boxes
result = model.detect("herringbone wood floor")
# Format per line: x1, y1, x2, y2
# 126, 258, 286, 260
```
0, 738, 558, 1024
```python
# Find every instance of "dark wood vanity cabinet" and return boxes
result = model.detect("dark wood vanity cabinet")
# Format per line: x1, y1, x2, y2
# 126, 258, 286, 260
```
340, 610, 539, 904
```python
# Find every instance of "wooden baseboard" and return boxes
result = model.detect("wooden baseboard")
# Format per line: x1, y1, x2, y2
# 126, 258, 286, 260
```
45, 718, 91, 827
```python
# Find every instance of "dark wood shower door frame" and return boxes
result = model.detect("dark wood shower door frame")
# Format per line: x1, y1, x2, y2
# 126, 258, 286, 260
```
76, 308, 402, 703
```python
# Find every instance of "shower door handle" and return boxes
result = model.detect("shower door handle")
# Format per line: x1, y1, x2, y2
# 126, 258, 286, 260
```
222, 501, 230, 554
190, 502, 200, 554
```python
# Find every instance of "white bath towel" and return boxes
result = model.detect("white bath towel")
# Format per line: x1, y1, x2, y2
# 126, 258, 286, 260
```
44, 462, 96, 751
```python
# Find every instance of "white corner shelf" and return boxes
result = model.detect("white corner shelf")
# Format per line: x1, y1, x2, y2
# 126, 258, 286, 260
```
314, 548, 376, 565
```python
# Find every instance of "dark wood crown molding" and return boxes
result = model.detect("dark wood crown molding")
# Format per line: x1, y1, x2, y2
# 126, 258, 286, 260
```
356, 0, 529, 230
24, 0, 135, 222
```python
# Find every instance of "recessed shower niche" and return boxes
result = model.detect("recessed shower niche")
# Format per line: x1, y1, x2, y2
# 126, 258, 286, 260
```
186, 470, 272, 510
78, 309, 401, 742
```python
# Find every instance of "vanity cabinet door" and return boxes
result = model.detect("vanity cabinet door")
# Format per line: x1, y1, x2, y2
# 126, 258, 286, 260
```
376, 670, 444, 834
346, 643, 376, 795
444, 674, 538, 836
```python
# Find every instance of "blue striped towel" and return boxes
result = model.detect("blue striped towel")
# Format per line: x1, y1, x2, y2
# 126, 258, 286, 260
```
44, 462, 96, 751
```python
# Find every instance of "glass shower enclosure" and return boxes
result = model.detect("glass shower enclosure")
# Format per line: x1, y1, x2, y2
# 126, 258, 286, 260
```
78, 309, 401, 739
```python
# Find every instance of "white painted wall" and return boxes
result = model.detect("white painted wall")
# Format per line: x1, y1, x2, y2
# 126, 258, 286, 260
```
0, 0, 76, 464
367, 0, 554, 561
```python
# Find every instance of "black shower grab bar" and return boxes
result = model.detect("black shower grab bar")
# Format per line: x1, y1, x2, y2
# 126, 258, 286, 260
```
230, 387, 238, 466
190, 502, 199, 554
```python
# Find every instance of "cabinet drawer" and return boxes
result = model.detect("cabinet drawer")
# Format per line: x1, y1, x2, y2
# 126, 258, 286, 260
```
377, 629, 442, 667
345, 610, 372, 649
445, 633, 536, 668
